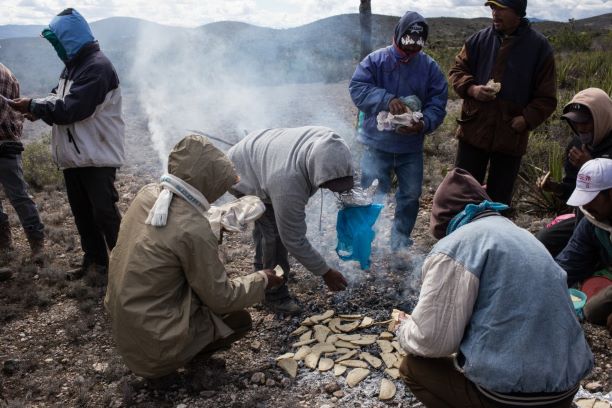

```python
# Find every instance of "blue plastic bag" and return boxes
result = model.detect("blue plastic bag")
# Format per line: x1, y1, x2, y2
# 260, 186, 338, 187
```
335, 204, 383, 270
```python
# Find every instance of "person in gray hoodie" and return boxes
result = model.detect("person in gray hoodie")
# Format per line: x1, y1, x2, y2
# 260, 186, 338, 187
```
228, 126, 354, 314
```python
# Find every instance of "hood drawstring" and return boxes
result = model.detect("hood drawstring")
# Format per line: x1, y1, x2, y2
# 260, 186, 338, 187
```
320, 189, 324, 232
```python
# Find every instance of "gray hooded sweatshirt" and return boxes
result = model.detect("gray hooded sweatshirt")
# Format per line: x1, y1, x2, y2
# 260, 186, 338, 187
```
228, 126, 353, 276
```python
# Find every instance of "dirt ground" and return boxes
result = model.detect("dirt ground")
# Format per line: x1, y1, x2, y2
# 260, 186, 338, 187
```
1, 82, 610, 407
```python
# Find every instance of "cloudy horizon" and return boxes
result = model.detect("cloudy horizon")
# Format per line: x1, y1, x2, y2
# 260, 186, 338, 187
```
1, 0, 610, 28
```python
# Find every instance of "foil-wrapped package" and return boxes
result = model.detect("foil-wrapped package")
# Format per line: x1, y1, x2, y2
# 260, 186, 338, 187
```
337, 179, 379, 208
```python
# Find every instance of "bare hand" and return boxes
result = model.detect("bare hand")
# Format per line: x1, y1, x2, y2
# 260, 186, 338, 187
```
23, 112, 38, 121
468, 85, 496, 102
262, 269, 284, 289
323, 268, 348, 292
388, 98, 408, 115
396, 121, 424, 135
510, 116, 527, 133
8, 97, 31, 114
568, 145, 592, 169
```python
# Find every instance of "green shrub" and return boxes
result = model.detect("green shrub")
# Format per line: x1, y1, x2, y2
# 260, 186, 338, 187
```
22, 134, 63, 191
550, 28, 593, 52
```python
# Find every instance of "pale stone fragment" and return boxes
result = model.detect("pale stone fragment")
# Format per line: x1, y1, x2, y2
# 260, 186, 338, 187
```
305, 352, 320, 369
301, 317, 314, 326
378, 331, 394, 340
299, 331, 312, 342
328, 318, 342, 333
338, 359, 369, 368
351, 335, 377, 346
312, 343, 336, 354
337, 334, 361, 341
337, 321, 360, 333
292, 339, 317, 348
486, 79, 502, 94
275, 353, 295, 360
277, 358, 297, 378
314, 325, 331, 343
360, 352, 382, 369
385, 368, 400, 379
325, 334, 339, 344
346, 368, 370, 387
332, 347, 350, 354
335, 350, 358, 362
293, 346, 312, 361
388, 309, 402, 331
377, 340, 394, 354
391, 341, 402, 353
393, 354, 402, 368
575, 399, 596, 408
311, 309, 335, 323
318, 358, 334, 372
334, 364, 347, 376
334, 340, 360, 349
379, 379, 396, 400
359, 316, 374, 328
338, 314, 362, 320
290, 326, 309, 336
381, 353, 397, 369
274, 265, 284, 277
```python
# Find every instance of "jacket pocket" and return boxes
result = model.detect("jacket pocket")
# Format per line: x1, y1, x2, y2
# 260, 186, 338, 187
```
66, 128, 81, 154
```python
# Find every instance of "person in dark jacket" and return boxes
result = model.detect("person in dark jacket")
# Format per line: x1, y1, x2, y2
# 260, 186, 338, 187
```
0, 64, 44, 264
349, 11, 448, 251
449, 0, 557, 205
556, 158, 612, 334
10, 8, 125, 281
536, 88, 612, 256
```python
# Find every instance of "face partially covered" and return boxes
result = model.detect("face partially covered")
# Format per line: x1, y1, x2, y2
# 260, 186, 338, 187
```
399, 32, 425, 53
584, 189, 612, 223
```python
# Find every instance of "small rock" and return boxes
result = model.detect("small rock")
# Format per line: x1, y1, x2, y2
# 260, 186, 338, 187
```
265, 379, 276, 387
333, 390, 344, 398
176, 404, 187, 408
585, 381, 603, 392
320, 405, 333, 408
323, 381, 341, 394
251, 372, 266, 384
331, 397, 338, 402
280, 378, 291, 387
250, 340, 262, 351
199, 390, 216, 398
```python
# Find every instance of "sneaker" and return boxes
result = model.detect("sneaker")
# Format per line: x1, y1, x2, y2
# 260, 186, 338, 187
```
264, 296, 302, 315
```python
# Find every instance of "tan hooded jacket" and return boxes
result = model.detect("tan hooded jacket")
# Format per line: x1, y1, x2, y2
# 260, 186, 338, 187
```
105, 135, 267, 378
564, 88, 612, 148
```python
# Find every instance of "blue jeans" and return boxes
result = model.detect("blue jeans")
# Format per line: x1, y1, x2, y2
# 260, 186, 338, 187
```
360, 146, 423, 250
0, 155, 44, 240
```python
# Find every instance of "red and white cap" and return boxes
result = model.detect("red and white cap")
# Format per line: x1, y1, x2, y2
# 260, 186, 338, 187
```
567, 158, 612, 207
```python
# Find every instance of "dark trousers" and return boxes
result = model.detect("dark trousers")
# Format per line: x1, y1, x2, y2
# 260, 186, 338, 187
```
252, 203, 290, 302
0, 155, 44, 240
63, 167, 121, 268
584, 285, 612, 327
535, 217, 576, 257
400, 354, 576, 408
455, 140, 522, 205
200, 310, 253, 354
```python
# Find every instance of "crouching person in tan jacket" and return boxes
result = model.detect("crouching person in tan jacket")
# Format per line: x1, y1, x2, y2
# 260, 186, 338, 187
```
105, 135, 283, 378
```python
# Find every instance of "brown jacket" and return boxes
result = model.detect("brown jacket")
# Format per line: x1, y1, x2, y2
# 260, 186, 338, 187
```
0, 63, 23, 141
449, 23, 557, 156
105, 135, 267, 378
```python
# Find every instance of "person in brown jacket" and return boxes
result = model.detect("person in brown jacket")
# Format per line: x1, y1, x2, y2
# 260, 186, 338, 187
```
448, 0, 557, 205
0, 63, 44, 265
105, 135, 282, 379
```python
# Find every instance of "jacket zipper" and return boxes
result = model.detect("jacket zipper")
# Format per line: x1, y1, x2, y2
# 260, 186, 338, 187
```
66, 128, 81, 154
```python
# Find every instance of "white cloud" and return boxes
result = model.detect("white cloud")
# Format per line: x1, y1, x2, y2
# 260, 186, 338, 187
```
0, 0, 609, 27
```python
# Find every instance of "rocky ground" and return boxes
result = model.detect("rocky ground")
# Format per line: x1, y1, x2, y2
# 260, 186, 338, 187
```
1, 81, 610, 407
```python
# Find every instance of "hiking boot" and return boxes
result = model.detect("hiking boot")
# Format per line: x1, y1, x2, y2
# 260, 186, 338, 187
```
66, 266, 86, 281
0, 221, 13, 252
264, 296, 302, 315
27, 236, 45, 266
0, 267, 13, 282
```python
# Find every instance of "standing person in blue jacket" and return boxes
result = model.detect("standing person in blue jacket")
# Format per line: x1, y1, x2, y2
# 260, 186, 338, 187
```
349, 11, 448, 251
10, 8, 125, 281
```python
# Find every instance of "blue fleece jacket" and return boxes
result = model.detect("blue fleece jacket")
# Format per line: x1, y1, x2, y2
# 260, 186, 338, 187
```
349, 12, 448, 154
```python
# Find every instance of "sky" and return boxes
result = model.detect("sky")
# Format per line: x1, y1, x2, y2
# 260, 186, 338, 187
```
1, 0, 610, 27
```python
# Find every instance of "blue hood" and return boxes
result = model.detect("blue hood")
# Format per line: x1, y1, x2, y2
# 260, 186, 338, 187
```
393, 11, 428, 43
47, 9, 95, 60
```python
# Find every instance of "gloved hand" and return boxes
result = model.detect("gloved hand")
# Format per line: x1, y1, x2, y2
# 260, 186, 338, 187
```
0, 141, 24, 157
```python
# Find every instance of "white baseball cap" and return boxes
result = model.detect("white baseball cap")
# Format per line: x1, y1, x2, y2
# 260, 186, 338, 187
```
567, 158, 612, 207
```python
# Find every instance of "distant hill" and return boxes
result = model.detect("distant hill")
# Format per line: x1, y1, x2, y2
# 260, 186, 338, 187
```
1, 13, 610, 94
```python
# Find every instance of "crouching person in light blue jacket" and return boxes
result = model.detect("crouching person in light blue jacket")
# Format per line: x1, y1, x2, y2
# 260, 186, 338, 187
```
395, 168, 592, 408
